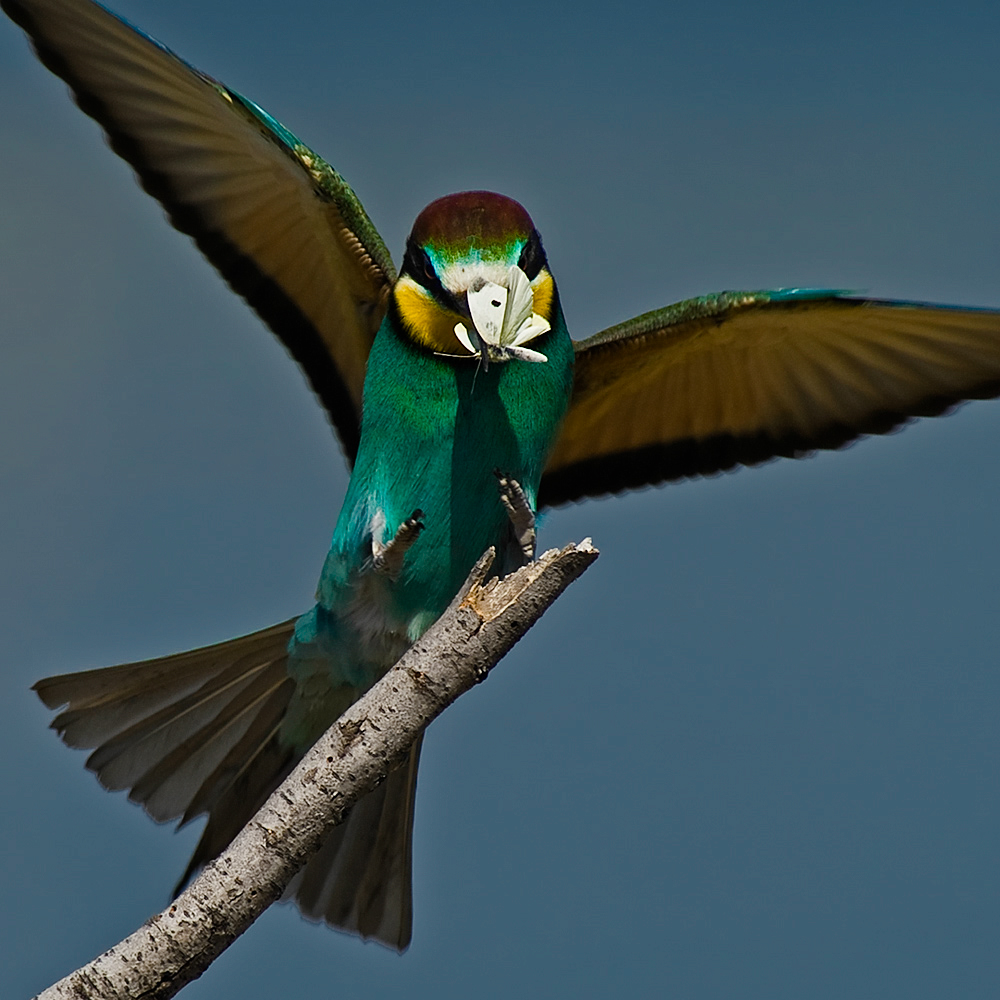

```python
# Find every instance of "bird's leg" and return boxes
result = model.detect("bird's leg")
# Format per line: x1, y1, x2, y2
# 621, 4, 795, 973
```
494, 470, 536, 562
372, 509, 424, 581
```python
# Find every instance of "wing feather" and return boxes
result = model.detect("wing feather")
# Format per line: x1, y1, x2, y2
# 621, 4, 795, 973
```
540, 292, 1000, 506
3, 0, 397, 460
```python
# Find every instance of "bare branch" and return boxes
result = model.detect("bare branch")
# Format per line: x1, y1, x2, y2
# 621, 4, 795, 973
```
35, 539, 599, 1000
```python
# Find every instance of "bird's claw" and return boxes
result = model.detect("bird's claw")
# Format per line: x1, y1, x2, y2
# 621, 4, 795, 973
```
494, 470, 536, 562
372, 509, 425, 580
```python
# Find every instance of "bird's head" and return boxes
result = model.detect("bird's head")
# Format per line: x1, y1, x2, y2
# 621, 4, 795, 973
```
393, 191, 556, 365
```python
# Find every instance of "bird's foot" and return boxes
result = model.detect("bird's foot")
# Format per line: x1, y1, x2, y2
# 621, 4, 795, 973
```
494, 470, 536, 562
372, 509, 424, 581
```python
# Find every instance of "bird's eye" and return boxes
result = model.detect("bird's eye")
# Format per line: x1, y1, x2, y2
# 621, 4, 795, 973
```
518, 230, 546, 280
402, 238, 439, 290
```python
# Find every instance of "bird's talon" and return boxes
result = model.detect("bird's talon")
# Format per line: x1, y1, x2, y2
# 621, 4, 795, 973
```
373, 509, 425, 580
493, 470, 536, 562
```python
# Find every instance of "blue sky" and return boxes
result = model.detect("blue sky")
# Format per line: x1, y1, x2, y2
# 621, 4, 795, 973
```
3, 1, 1000, 997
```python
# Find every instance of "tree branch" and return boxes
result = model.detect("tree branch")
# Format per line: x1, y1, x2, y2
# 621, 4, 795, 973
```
34, 539, 599, 1000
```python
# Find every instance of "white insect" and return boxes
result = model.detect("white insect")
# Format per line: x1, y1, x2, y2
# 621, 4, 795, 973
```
454, 265, 550, 363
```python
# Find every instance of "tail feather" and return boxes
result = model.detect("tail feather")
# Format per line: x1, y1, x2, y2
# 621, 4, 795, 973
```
129, 665, 294, 822
36, 617, 424, 951
175, 726, 297, 892
180, 685, 293, 824
288, 737, 421, 950
35, 620, 297, 749
88, 652, 285, 796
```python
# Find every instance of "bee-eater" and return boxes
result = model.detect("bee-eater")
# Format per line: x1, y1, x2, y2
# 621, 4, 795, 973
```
6, 0, 1000, 953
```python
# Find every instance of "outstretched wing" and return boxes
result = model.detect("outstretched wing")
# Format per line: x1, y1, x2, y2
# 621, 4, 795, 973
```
3, 0, 396, 461
540, 289, 1000, 507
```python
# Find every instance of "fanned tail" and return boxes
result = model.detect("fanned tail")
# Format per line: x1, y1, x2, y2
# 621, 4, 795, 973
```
35, 618, 421, 950
34, 619, 299, 825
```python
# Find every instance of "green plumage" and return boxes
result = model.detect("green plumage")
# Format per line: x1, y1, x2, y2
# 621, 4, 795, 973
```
285, 288, 574, 738
327, 301, 574, 618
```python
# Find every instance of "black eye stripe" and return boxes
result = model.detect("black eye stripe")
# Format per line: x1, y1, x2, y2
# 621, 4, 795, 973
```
401, 238, 461, 311
517, 229, 547, 281
402, 238, 434, 288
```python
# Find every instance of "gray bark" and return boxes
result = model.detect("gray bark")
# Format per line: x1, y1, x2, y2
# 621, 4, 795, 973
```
34, 539, 598, 1000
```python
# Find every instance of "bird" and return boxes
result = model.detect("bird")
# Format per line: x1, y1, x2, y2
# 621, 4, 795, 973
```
6, 0, 1000, 953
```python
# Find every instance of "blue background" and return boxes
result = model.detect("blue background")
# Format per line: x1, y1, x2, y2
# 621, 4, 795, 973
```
3, 1, 1000, 996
